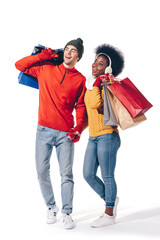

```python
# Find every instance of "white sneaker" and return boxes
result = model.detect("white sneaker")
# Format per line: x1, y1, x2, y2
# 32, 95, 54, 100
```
113, 197, 119, 219
91, 213, 115, 228
46, 205, 59, 224
63, 214, 76, 229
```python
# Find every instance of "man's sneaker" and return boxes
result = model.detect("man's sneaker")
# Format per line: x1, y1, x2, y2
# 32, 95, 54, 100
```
113, 197, 119, 219
63, 214, 76, 229
90, 213, 115, 228
46, 205, 59, 224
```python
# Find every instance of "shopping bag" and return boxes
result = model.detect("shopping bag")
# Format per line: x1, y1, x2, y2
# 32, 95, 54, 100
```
108, 78, 153, 118
18, 44, 64, 89
18, 72, 39, 89
106, 87, 146, 130
103, 83, 118, 127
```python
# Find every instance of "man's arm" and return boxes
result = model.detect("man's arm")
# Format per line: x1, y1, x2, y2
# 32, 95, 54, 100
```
74, 81, 87, 134
15, 48, 58, 77
67, 79, 87, 143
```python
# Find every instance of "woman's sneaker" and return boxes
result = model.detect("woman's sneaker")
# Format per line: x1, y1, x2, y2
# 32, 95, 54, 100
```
46, 205, 59, 224
91, 213, 115, 228
63, 214, 76, 229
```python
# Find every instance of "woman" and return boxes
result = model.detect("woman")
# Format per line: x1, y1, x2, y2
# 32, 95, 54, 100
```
83, 44, 125, 227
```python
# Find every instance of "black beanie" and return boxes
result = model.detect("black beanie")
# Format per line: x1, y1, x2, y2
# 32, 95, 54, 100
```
64, 38, 84, 61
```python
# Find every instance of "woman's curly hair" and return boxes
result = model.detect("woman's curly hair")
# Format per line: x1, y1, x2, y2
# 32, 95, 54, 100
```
95, 44, 125, 77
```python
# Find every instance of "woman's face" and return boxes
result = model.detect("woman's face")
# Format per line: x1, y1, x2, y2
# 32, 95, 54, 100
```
92, 55, 108, 77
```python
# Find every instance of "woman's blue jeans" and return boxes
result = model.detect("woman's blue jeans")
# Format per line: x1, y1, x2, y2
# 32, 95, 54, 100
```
35, 125, 74, 214
83, 131, 121, 207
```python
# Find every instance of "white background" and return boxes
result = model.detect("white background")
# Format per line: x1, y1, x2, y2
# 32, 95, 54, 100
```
0, 0, 160, 239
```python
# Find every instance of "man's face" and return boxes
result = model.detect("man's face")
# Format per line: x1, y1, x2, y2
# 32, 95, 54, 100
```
63, 45, 79, 67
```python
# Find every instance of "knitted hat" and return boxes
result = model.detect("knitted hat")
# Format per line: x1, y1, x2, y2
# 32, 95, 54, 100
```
65, 38, 84, 61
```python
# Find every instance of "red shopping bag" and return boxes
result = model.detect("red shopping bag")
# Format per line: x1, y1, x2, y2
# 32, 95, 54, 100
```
108, 78, 153, 118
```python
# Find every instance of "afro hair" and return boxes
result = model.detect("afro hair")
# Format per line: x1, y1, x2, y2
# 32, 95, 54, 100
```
95, 44, 125, 77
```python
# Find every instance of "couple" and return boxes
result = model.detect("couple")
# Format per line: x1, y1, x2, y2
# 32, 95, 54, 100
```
15, 38, 124, 229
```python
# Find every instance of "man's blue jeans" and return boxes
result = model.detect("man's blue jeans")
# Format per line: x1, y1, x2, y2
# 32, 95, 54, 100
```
35, 125, 74, 214
83, 132, 121, 207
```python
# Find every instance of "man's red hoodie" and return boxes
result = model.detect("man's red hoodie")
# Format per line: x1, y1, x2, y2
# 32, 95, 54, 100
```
15, 53, 87, 133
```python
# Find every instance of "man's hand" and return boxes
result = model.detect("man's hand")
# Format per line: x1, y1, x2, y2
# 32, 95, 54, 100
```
38, 48, 58, 61
66, 127, 81, 143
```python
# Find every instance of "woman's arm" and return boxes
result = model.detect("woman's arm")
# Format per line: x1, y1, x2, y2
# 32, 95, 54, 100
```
89, 86, 103, 109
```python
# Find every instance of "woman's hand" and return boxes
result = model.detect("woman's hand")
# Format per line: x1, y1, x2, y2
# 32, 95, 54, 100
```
93, 73, 115, 87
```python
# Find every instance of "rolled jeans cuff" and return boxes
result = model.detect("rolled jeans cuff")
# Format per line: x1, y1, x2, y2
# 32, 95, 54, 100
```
106, 202, 115, 207
62, 208, 72, 214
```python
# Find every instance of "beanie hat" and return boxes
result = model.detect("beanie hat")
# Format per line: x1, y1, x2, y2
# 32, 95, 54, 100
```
65, 38, 84, 61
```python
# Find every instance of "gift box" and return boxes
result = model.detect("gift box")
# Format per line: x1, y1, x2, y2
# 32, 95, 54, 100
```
18, 44, 64, 89
108, 78, 153, 118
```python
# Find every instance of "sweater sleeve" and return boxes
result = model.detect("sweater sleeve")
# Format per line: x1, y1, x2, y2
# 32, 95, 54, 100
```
74, 79, 87, 133
89, 86, 103, 109
15, 54, 42, 78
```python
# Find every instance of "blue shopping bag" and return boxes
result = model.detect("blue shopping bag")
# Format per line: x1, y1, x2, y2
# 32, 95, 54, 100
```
18, 44, 64, 89
18, 72, 39, 89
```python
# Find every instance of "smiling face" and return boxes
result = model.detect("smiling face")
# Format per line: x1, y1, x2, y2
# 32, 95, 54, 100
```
92, 55, 108, 77
63, 45, 79, 68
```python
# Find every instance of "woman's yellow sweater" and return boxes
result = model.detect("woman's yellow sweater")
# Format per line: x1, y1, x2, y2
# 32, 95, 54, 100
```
84, 86, 118, 137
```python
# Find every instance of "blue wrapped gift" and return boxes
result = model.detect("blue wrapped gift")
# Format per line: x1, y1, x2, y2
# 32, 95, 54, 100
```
18, 44, 64, 89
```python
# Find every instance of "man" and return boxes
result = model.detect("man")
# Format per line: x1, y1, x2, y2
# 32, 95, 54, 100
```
15, 38, 86, 229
